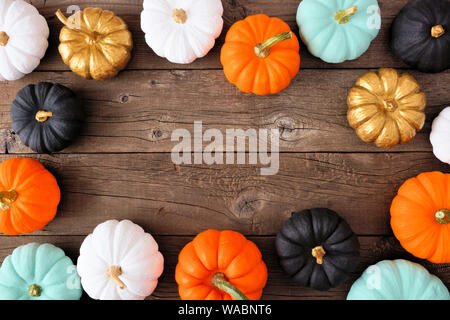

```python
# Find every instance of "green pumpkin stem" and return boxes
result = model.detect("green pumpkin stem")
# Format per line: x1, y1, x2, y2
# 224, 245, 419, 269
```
435, 209, 450, 224
0, 190, 17, 210
335, 5, 358, 24
0, 31, 9, 46
107, 265, 126, 289
431, 25, 445, 38
211, 272, 249, 300
254, 32, 292, 58
312, 245, 326, 264
28, 284, 42, 297
35, 111, 53, 122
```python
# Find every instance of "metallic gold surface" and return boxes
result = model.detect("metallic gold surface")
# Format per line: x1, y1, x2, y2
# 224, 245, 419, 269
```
56, 8, 133, 81
347, 68, 426, 148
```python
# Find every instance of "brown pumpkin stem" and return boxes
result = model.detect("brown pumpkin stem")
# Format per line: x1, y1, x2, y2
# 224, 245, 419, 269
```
28, 284, 42, 297
0, 31, 9, 46
55, 9, 92, 35
334, 5, 358, 24
312, 245, 326, 264
211, 272, 249, 300
172, 8, 187, 24
0, 190, 17, 210
35, 111, 53, 122
431, 25, 445, 38
435, 209, 450, 224
107, 266, 126, 289
254, 32, 292, 58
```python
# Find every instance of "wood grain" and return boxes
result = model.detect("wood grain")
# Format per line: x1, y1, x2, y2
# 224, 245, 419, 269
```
28, 0, 414, 71
0, 69, 448, 153
0, 152, 445, 236
0, 235, 447, 299
0, 0, 448, 300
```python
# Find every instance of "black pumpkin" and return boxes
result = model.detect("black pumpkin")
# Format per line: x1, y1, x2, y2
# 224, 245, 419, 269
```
275, 208, 360, 291
391, 0, 450, 73
10, 82, 84, 153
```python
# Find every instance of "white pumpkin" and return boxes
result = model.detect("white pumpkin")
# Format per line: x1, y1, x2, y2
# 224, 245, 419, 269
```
77, 220, 164, 300
140, 0, 223, 64
430, 106, 450, 165
0, 0, 49, 81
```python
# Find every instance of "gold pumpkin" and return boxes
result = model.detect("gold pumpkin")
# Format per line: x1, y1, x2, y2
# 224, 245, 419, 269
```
347, 68, 426, 148
56, 8, 133, 81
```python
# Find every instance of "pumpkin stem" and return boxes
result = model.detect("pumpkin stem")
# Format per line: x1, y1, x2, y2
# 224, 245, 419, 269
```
107, 266, 126, 289
211, 272, 249, 300
312, 245, 326, 264
435, 209, 450, 224
334, 5, 358, 24
254, 32, 292, 58
431, 25, 445, 38
55, 9, 92, 35
0, 31, 9, 46
172, 8, 187, 24
28, 284, 42, 297
35, 111, 53, 122
0, 190, 17, 210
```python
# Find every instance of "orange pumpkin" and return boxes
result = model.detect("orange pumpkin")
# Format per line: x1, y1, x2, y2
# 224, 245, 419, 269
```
175, 229, 268, 300
0, 158, 60, 235
220, 14, 300, 95
391, 171, 450, 263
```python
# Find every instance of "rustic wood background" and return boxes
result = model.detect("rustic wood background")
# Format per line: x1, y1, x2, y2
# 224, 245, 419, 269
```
0, 0, 449, 300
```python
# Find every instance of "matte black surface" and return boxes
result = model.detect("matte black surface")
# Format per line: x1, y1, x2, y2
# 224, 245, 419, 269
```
10, 82, 85, 153
276, 208, 360, 291
391, 0, 450, 73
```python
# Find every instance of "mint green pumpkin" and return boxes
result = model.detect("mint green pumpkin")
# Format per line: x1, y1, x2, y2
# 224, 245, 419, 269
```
347, 260, 450, 300
0, 243, 82, 300
297, 0, 381, 63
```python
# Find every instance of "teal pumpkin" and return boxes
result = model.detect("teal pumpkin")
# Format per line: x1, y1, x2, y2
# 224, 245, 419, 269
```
297, 0, 381, 63
0, 243, 82, 300
347, 260, 450, 300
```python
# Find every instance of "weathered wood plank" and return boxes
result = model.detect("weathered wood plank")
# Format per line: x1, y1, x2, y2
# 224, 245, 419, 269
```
0, 152, 446, 236
1, 70, 448, 153
27, 0, 413, 70
0, 235, 447, 299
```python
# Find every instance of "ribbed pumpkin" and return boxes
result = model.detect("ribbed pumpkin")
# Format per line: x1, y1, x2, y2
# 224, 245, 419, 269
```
347, 259, 450, 300
0, 243, 82, 300
276, 208, 360, 291
347, 68, 426, 147
11, 82, 85, 153
220, 14, 300, 95
175, 230, 267, 300
391, 171, 450, 263
0, 158, 60, 235
56, 8, 133, 81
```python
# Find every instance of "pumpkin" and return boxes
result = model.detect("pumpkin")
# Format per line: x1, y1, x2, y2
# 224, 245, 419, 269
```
430, 107, 450, 165
55, 8, 133, 81
347, 259, 450, 300
11, 82, 85, 154
0, 243, 82, 300
276, 208, 360, 291
347, 68, 426, 148
220, 14, 300, 95
390, 171, 450, 263
0, 158, 60, 235
141, 0, 223, 64
77, 219, 164, 300
297, 0, 381, 64
391, 0, 450, 73
175, 229, 267, 300
0, 0, 49, 81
